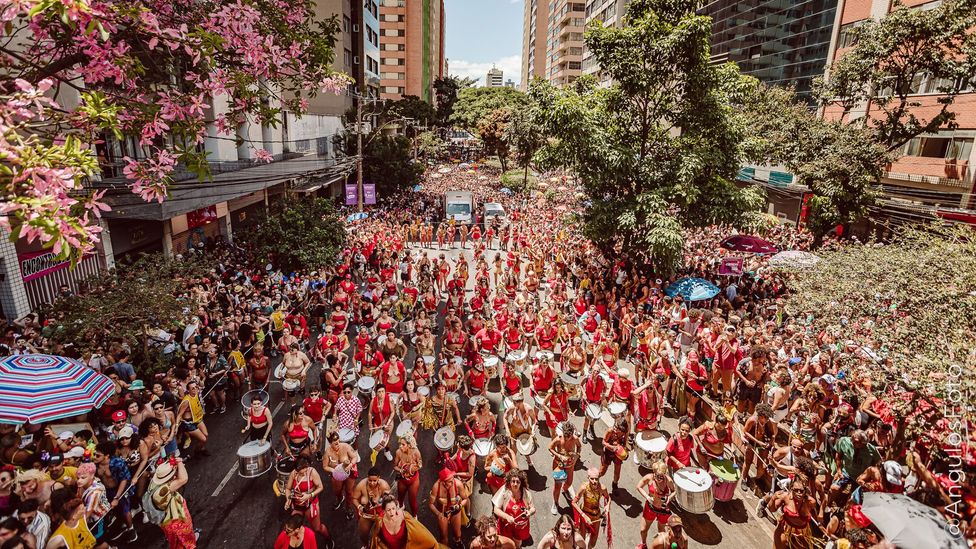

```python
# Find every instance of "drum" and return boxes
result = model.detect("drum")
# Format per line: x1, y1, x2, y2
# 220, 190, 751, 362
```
585, 403, 603, 420
473, 438, 495, 457
337, 428, 356, 443
560, 372, 582, 400
331, 464, 349, 481
395, 420, 414, 438
422, 355, 435, 366
673, 467, 714, 514
274, 364, 287, 379
484, 355, 500, 378
535, 350, 555, 363
469, 395, 488, 409
369, 430, 386, 451
241, 389, 270, 409
434, 427, 455, 451
282, 378, 301, 393
608, 401, 628, 418
516, 434, 536, 456
400, 319, 415, 337
507, 349, 528, 372
634, 430, 667, 469
377, 334, 388, 346
710, 459, 741, 502
275, 456, 296, 490
237, 440, 272, 478
446, 392, 460, 404
614, 446, 629, 461
357, 376, 376, 396
417, 386, 430, 397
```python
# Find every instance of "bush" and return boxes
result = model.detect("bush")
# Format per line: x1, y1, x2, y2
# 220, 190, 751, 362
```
500, 169, 536, 194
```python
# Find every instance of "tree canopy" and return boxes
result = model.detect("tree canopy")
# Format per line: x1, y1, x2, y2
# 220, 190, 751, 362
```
0, 0, 346, 262
450, 86, 529, 132
384, 95, 436, 128
237, 196, 346, 273
433, 75, 476, 127
530, 0, 763, 272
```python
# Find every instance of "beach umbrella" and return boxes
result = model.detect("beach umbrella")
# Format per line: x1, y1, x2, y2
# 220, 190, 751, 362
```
499, 188, 513, 196
459, 163, 470, 169
665, 278, 721, 302
346, 212, 368, 222
438, 167, 451, 174
412, 184, 422, 192
768, 250, 820, 269
861, 492, 967, 549
0, 354, 116, 424
720, 234, 778, 254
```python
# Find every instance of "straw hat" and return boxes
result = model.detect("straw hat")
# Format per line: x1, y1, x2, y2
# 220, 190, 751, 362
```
152, 461, 177, 485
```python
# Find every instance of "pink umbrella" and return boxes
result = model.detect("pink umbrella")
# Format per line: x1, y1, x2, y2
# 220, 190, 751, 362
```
720, 234, 778, 254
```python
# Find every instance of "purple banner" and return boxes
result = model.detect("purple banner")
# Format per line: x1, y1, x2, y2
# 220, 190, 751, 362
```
719, 257, 744, 276
363, 183, 376, 205
344, 184, 357, 205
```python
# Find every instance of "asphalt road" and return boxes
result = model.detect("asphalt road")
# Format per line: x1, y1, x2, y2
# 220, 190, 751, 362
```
134, 244, 774, 549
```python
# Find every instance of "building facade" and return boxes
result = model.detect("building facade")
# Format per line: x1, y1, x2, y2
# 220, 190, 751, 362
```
378, 0, 446, 103
520, 0, 550, 90
486, 67, 504, 87
581, 0, 630, 84
700, 0, 839, 102
545, 1, 586, 87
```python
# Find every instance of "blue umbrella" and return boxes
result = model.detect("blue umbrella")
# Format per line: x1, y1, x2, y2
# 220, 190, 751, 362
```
665, 278, 721, 301
346, 212, 368, 222
499, 188, 513, 196
412, 184, 423, 192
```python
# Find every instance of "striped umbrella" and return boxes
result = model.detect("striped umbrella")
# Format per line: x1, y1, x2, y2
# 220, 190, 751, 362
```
0, 354, 116, 424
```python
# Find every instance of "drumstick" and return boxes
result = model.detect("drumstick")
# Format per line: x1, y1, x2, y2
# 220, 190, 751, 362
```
674, 469, 706, 487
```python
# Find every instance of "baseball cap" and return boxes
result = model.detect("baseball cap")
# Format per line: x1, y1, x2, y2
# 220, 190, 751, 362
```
118, 426, 134, 439
64, 447, 85, 459
883, 460, 904, 486
111, 410, 127, 422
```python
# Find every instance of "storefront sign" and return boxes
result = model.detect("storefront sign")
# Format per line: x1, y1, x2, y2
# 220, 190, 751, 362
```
19, 250, 90, 282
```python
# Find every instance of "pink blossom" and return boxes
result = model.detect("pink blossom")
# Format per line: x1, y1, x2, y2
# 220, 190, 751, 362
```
253, 148, 273, 163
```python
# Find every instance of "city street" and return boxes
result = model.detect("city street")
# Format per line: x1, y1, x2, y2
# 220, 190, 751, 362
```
156, 245, 774, 549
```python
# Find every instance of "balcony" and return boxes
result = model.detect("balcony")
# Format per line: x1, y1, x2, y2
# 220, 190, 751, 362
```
886, 156, 971, 188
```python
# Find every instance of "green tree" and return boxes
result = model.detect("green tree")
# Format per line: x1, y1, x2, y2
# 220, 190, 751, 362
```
434, 76, 476, 127
415, 131, 447, 160
477, 108, 512, 172
450, 86, 529, 131
782, 223, 976, 454
46, 254, 209, 376
530, 0, 762, 272
238, 197, 346, 273
384, 95, 436, 127
505, 106, 546, 186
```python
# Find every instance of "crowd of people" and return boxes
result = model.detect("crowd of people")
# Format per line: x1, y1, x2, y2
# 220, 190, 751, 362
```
0, 162, 971, 549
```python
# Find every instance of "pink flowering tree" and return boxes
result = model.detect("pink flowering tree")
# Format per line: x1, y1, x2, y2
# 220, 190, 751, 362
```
0, 0, 350, 262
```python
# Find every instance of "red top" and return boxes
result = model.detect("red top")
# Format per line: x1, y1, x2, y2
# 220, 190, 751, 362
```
378, 520, 407, 549
302, 397, 326, 424
610, 377, 634, 401
371, 394, 393, 428
532, 365, 555, 393
274, 527, 317, 549
583, 375, 606, 403
382, 361, 406, 394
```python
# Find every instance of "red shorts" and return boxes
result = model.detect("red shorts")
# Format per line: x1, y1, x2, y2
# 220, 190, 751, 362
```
642, 501, 671, 523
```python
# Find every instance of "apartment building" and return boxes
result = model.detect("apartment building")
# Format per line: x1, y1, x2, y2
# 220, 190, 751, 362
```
581, 0, 630, 83
486, 67, 505, 87
520, 0, 550, 90
545, 1, 586, 87
378, 0, 446, 103
824, 0, 975, 218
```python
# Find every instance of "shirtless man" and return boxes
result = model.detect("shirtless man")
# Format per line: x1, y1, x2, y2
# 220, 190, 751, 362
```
470, 516, 517, 549
321, 431, 360, 519
502, 393, 537, 467
282, 342, 311, 404
548, 421, 582, 515
352, 467, 391, 546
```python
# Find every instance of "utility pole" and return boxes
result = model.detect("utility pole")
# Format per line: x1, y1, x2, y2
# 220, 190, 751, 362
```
356, 94, 364, 213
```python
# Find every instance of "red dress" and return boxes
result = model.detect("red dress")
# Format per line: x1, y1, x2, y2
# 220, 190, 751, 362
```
499, 496, 531, 541
545, 392, 569, 430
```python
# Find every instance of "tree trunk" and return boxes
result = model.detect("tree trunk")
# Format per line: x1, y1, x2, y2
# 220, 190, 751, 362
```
523, 165, 529, 186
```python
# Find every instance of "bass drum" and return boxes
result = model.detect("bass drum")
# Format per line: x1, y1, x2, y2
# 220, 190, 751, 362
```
237, 440, 272, 478
673, 467, 714, 514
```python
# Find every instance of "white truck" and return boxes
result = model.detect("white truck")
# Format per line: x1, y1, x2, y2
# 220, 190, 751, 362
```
444, 191, 475, 225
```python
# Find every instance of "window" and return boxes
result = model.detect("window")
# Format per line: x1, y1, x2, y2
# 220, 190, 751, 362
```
366, 56, 379, 74
381, 71, 404, 80
343, 15, 351, 33
383, 28, 405, 37
382, 0, 404, 6
382, 57, 404, 65
837, 22, 863, 49
383, 43, 405, 51
343, 48, 352, 67
948, 138, 974, 161
366, 27, 379, 47
382, 13, 404, 22
367, 1, 378, 18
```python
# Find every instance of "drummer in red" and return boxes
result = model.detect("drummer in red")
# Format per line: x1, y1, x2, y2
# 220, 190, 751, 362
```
581, 364, 607, 442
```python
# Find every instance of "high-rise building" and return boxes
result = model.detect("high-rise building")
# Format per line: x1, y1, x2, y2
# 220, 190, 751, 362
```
700, 0, 838, 102
486, 67, 504, 87
520, 0, 549, 90
581, 0, 630, 84
378, 0, 446, 103
545, 1, 586, 87
504, 79, 517, 88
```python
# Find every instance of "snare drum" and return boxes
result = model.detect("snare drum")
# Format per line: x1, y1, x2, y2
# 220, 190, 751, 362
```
468, 395, 488, 409
710, 459, 741, 502
635, 430, 667, 469
237, 440, 272, 478
395, 420, 414, 438
446, 392, 460, 404
332, 464, 349, 481
560, 372, 582, 400
585, 403, 603, 420
484, 355, 500, 378
422, 355, 435, 367
274, 364, 287, 379
434, 427, 455, 451
357, 376, 376, 396
282, 378, 301, 393
608, 401, 628, 418
507, 349, 528, 372
472, 438, 495, 457
417, 386, 430, 397
673, 467, 714, 514
515, 434, 536, 456
369, 430, 387, 451
337, 428, 356, 443
535, 350, 554, 363
275, 455, 296, 490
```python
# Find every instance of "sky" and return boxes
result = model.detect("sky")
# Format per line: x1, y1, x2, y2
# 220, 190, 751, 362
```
445, 0, 523, 87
